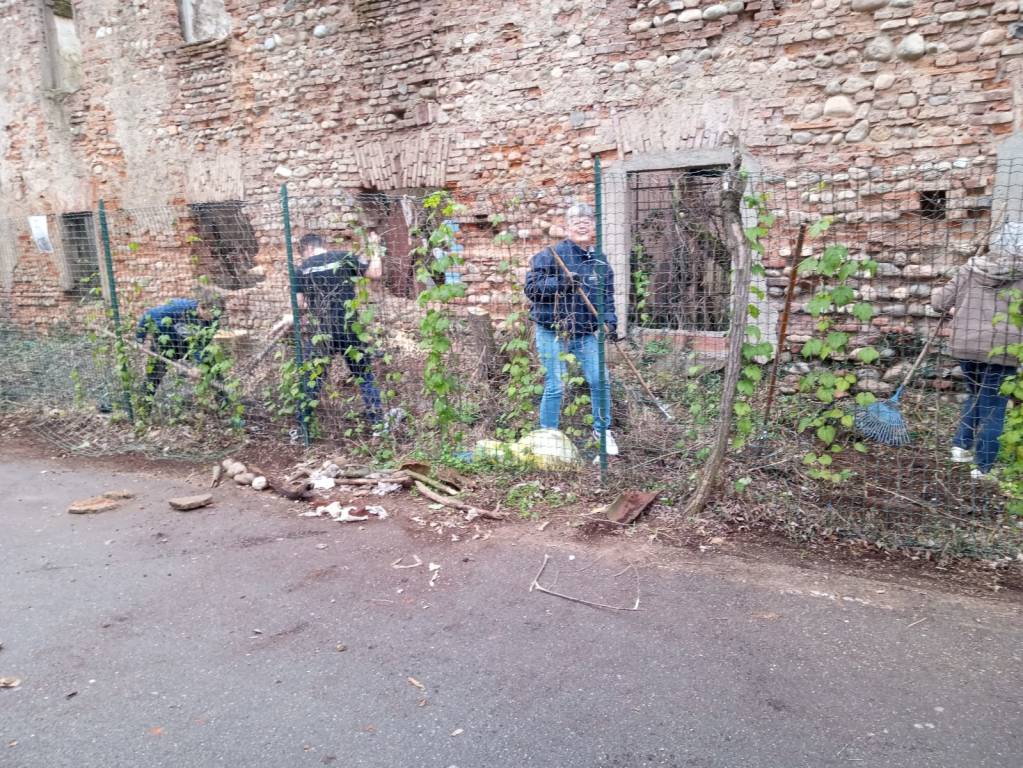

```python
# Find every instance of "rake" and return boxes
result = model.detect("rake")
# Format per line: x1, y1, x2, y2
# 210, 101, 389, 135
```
853, 315, 946, 446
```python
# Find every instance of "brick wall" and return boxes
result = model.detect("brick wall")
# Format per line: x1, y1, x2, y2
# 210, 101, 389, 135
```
2, 0, 1022, 330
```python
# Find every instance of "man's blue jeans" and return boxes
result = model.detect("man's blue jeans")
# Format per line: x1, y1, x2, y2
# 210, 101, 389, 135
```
954, 360, 1017, 472
535, 325, 610, 432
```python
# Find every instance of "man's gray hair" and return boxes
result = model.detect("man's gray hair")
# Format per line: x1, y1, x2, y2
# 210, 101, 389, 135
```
566, 203, 595, 220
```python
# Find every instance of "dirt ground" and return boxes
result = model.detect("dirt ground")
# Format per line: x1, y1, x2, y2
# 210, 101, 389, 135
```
6, 430, 1021, 605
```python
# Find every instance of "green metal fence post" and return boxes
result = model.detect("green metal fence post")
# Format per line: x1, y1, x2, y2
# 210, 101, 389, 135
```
594, 156, 609, 483
281, 184, 310, 447
98, 200, 134, 422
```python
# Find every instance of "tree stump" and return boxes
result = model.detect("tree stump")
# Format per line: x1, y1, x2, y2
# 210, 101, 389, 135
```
464, 306, 499, 381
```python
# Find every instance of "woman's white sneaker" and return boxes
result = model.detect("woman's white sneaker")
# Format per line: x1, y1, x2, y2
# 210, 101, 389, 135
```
593, 429, 619, 456
950, 446, 974, 463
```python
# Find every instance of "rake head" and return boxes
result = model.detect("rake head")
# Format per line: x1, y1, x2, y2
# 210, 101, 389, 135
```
853, 398, 910, 447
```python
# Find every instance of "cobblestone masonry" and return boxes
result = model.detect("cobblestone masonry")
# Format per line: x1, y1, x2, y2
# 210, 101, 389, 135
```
2, 0, 1023, 334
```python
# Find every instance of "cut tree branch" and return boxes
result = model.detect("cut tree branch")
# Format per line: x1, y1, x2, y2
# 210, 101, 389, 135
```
684, 144, 753, 518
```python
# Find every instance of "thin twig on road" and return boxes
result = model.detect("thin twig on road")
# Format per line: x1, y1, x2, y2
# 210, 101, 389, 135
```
529, 553, 641, 612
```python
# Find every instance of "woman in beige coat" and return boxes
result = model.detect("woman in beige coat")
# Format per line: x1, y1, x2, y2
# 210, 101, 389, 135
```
931, 223, 1023, 477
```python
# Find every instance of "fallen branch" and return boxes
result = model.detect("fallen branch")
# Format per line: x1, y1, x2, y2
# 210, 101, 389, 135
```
413, 480, 505, 521
405, 470, 459, 496
528, 554, 641, 612
337, 474, 410, 487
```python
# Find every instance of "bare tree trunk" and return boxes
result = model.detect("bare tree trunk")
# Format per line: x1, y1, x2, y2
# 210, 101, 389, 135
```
683, 149, 752, 518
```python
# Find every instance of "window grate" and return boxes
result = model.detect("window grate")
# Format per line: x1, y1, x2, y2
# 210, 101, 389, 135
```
59, 213, 101, 299
627, 167, 732, 333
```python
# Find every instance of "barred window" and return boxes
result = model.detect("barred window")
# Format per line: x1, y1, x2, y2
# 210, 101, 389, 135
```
43, 0, 82, 92
58, 212, 101, 299
627, 167, 731, 333
187, 201, 261, 290
177, 0, 232, 44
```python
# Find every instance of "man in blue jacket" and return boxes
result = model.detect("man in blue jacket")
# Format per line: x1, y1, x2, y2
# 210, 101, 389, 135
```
135, 290, 224, 398
524, 203, 619, 455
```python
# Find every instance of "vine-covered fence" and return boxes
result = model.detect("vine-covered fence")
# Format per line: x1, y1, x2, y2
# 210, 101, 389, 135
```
3, 158, 1023, 562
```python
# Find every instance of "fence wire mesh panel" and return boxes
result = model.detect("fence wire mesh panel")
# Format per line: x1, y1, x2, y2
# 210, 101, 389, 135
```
3, 159, 1023, 561
0, 211, 132, 454
100, 200, 288, 457
735, 161, 1023, 559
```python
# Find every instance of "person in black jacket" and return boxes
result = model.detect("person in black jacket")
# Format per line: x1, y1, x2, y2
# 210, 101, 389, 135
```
524, 203, 619, 455
294, 233, 385, 425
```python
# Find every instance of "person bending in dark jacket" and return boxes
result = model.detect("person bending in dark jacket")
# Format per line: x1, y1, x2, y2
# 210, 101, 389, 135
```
135, 290, 224, 397
294, 233, 386, 426
524, 203, 619, 455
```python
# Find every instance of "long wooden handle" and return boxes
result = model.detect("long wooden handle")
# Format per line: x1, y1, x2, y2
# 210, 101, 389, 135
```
547, 247, 603, 322
91, 326, 233, 392
243, 318, 293, 371
764, 224, 807, 420
898, 314, 946, 392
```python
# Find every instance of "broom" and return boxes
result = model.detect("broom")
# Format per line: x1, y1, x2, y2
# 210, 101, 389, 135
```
853, 314, 946, 446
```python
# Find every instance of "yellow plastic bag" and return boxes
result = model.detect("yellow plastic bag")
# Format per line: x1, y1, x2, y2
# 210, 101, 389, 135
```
513, 429, 581, 470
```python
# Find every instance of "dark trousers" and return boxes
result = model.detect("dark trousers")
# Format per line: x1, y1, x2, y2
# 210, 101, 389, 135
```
145, 335, 227, 411
145, 336, 188, 396
302, 331, 382, 422
954, 360, 1017, 472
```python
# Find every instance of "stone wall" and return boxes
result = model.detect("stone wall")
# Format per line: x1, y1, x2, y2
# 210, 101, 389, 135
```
2, 0, 1023, 331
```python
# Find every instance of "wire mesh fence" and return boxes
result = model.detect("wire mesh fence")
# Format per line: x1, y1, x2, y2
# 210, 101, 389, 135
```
4, 156, 1023, 561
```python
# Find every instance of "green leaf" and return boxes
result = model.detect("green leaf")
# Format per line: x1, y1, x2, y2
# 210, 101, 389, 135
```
798, 257, 821, 276
826, 331, 849, 351
852, 303, 875, 323
820, 245, 847, 276
838, 261, 860, 281
801, 339, 824, 358
855, 346, 880, 364
830, 286, 855, 307
816, 424, 836, 445
807, 218, 832, 238
806, 295, 832, 317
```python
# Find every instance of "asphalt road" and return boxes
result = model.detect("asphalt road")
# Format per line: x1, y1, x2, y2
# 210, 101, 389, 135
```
1, 454, 1021, 768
